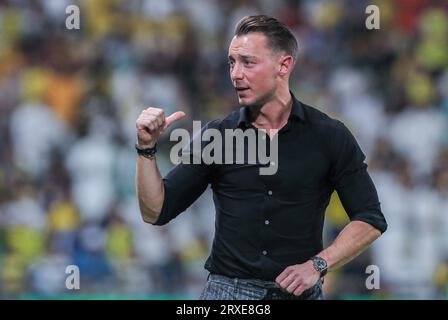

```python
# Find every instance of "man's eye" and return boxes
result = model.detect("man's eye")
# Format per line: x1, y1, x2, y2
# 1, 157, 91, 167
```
244, 61, 254, 66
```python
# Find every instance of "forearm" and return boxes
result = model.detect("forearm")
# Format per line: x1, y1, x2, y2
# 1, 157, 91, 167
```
317, 220, 381, 272
135, 155, 165, 224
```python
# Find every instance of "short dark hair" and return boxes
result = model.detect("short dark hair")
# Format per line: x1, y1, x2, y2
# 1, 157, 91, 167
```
234, 15, 298, 61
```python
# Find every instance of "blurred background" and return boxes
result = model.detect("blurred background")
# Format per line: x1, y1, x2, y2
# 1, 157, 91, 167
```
0, 0, 447, 299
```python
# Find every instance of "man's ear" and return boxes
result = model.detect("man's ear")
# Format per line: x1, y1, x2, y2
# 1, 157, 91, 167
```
279, 55, 294, 76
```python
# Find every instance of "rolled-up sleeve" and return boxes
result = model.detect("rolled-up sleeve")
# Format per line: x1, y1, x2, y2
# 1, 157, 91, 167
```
329, 121, 388, 233
153, 121, 216, 226
154, 162, 211, 225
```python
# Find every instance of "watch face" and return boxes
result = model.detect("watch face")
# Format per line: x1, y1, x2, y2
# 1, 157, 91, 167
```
316, 259, 326, 270
313, 257, 327, 271
311, 257, 327, 277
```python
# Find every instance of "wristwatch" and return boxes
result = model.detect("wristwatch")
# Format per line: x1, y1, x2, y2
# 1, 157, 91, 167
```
310, 256, 328, 278
135, 143, 157, 159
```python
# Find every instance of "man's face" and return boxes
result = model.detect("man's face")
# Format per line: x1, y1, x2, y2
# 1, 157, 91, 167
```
228, 33, 282, 107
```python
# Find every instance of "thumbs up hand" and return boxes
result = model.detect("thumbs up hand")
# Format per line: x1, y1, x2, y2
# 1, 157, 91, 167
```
136, 108, 186, 148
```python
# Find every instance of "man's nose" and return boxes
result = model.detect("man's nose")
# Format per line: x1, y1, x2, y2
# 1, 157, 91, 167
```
231, 64, 243, 81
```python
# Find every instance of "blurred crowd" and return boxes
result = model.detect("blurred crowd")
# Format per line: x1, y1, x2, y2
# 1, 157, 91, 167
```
0, 0, 447, 299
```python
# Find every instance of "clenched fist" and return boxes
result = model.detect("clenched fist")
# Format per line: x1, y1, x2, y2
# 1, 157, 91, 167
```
275, 261, 321, 296
136, 108, 186, 148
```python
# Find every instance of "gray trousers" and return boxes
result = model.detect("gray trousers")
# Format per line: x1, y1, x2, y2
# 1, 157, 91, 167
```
199, 273, 324, 300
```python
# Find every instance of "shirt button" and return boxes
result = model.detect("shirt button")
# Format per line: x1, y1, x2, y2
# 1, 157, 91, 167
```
262, 250, 268, 256
267, 190, 273, 196
265, 220, 270, 225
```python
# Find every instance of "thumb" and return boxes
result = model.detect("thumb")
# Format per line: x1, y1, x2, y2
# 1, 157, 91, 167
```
165, 111, 186, 128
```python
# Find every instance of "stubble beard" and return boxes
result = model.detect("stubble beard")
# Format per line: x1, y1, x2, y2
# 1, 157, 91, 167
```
245, 85, 277, 111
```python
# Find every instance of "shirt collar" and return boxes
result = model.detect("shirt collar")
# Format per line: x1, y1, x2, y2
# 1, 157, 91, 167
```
237, 91, 306, 128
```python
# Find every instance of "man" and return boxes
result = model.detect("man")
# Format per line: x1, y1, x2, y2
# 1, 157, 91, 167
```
135, 15, 387, 300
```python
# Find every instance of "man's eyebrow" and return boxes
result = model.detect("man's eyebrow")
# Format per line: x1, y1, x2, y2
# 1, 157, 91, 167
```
228, 54, 256, 60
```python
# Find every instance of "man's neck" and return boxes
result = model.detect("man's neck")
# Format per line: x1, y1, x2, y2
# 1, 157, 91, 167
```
250, 88, 293, 130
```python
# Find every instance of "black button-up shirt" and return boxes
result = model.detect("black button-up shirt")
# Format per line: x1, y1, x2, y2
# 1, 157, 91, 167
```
154, 93, 387, 281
